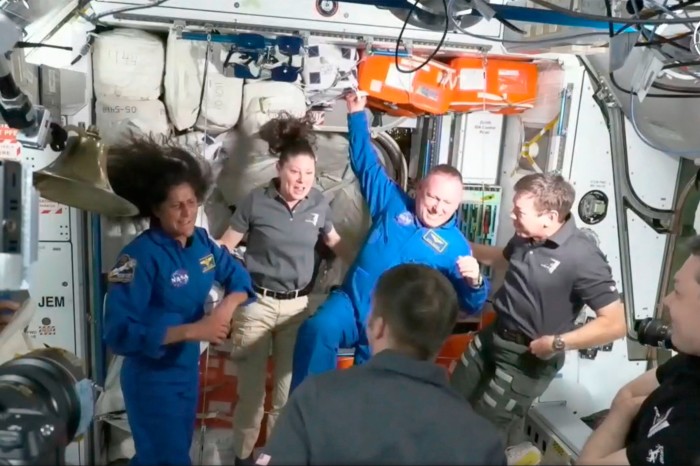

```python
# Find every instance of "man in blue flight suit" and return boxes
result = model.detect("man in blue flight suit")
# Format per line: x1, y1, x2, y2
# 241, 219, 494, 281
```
103, 137, 257, 466
290, 92, 490, 392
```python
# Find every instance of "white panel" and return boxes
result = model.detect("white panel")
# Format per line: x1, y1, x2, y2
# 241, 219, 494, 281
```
494, 57, 585, 251
624, 119, 680, 210
26, 242, 76, 349
557, 57, 586, 179
626, 210, 668, 321
90, 0, 506, 51
458, 112, 503, 185
21, 18, 94, 465
21, 147, 73, 241
542, 73, 646, 415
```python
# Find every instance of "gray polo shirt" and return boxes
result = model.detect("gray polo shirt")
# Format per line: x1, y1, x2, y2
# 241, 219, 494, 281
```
230, 179, 334, 292
494, 217, 620, 338
259, 350, 507, 465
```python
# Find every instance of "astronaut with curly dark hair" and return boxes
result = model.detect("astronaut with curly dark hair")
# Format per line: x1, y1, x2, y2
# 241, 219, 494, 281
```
102, 135, 257, 466
217, 113, 343, 464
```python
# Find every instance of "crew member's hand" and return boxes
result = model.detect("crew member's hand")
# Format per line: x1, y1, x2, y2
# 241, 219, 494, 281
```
457, 256, 482, 287
192, 314, 230, 345
345, 91, 367, 113
529, 335, 555, 359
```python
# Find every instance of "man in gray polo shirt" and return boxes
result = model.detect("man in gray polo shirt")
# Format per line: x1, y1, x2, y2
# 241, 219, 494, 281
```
450, 173, 627, 459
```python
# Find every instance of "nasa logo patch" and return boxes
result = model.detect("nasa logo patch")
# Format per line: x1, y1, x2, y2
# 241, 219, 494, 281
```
171, 269, 189, 288
395, 211, 414, 226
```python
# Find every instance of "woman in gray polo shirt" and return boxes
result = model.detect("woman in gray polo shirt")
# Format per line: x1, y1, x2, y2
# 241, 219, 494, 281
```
218, 113, 344, 465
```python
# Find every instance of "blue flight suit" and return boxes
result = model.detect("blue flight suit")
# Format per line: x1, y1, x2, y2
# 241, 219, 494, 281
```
103, 226, 256, 466
290, 111, 491, 392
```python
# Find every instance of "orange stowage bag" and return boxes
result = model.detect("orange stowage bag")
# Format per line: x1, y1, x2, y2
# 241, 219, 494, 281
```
358, 53, 456, 117
448, 56, 538, 114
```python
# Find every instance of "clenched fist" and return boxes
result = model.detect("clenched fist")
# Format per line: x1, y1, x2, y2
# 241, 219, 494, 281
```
345, 91, 367, 113
457, 256, 483, 288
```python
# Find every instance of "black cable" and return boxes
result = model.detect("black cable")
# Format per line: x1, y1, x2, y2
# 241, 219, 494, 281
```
613, 0, 700, 37
15, 42, 72, 51
394, 0, 449, 74
603, 0, 700, 98
608, 65, 700, 98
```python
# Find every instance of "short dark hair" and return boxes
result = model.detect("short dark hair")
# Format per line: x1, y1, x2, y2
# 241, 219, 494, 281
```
513, 172, 576, 219
371, 263, 459, 360
258, 112, 316, 166
106, 133, 213, 219
427, 163, 462, 181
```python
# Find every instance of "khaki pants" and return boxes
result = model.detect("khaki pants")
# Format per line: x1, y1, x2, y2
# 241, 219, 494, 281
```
230, 294, 309, 459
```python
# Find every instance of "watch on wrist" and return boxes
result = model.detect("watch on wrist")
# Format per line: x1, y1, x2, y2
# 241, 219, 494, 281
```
552, 335, 566, 352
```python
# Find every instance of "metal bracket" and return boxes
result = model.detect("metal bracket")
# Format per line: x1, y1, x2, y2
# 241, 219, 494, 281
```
582, 58, 676, 360
173, 19, 185, 33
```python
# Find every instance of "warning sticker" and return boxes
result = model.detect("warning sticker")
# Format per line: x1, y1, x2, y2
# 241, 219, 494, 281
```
0, 125, 21, 161
39, 199, 64, 215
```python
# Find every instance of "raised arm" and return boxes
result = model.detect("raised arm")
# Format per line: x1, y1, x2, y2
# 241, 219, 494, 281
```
345, 92, 402, 219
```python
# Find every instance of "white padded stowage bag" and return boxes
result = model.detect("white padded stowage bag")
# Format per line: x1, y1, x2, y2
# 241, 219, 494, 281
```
303, 39, 358, 107
164, 29, 244, 134
239, 81, 307, 136
214, 131, 394, 265
95, 99, 170, 146
100, 217, 150, 273
92, 28, 165, 101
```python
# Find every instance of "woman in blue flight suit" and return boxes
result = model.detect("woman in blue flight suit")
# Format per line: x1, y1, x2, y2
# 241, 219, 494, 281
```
103, 136, 257, 466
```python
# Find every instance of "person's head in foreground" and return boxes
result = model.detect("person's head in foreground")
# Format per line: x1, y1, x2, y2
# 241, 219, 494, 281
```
511, 172, 575, 241
414, 164, 464, 228
663, 235, 700, 356
367, 263, 459, 359
106, 133, 212, 243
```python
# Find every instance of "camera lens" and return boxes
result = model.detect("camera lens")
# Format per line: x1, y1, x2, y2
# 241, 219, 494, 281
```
636, 318, 673, 349
0, 349, 86, 447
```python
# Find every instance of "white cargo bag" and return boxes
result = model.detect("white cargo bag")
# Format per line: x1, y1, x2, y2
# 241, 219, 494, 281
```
92, 29, 165, 100
303, 39, 358, 106
164, 30, 243, 133
95, 99, 170, 145
239, 81, 307, 136
100, 217, 150, 273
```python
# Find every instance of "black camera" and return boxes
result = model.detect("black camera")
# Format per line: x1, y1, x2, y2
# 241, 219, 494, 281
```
635, 318, 674, 350
0, 348, 94, 466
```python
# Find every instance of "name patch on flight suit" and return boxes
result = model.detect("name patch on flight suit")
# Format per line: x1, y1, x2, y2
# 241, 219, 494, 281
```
199, 254, 216, 273
171, 269, 189, 287
422, 229, 448, 253
107, 255, 137, 283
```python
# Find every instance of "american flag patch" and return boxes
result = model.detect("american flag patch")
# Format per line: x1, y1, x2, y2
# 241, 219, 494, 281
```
255, 453, 271, 465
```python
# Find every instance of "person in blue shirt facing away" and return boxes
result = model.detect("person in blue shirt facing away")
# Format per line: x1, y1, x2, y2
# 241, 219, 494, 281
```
103, 135, 256, 466
290, 91, 490, 392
